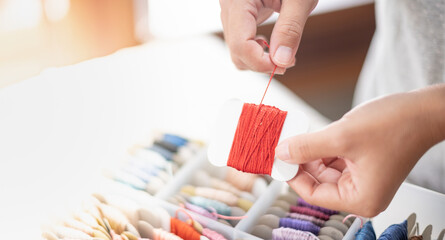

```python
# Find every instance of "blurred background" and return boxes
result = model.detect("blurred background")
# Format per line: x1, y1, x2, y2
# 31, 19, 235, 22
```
0, 0, 375, 120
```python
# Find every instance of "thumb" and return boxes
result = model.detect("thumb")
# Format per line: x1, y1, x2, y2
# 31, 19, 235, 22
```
270, 0, 317, 67
275, 127, 341, 164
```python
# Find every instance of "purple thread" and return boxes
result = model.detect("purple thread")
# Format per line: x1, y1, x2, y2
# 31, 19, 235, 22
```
289, 205, 330, 220
272, 227, 319, 240
286, 212, 325, 226
297, 198, 338, 215
279, 218, 320, 235
184, 202, 217, 220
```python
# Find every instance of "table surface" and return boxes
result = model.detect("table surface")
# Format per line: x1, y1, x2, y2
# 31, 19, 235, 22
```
0, 35, 329, 238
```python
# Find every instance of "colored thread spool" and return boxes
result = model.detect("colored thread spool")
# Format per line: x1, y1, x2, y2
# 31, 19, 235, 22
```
170, 218, 200, 240
227, 103, 288, 175
355, 221, 376, 240
163, 134, 188, 146
184, 202, 217, 220
202, 228, 227, 240
188, 196, 231, 216
152, 226, 183, 240
251, 225, 274, 239
149, 145, 174, 161
286, 212, 326, 227
154, 140, 179, 153
257, 214, 320, 235
297, 198, 339, 215
272, 227, 319, 240
323, 219, 348, 235
319, 226, 344, 240
378, 220, 408, 240
224, 169, 258, 192
289, 205, 330, 220
279, 218, 320, 235
182, 186, 239, 206
193, 171, 242, 197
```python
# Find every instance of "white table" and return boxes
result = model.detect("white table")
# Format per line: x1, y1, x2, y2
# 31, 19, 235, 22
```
1, 34, 444, 239
0, 35, 329, 238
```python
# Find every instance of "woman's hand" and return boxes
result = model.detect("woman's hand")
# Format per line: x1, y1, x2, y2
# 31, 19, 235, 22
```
219, 0, 318, 74
275, 85, 445, 217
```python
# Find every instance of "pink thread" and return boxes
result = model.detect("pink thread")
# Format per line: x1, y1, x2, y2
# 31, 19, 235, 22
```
202, 228, 228, 240
183, 202, 217, 220
153, 228, 183, 240
207, 207, 248, 220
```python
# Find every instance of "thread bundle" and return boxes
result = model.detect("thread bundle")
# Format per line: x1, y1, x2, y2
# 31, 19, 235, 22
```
170, 166, 267, 227
252, 192, 350, 240
290, 205, 330, 220
272, 227, 319, 240
279, 218, 320, 235
227, 103, 287, 175
111, 133, 203, 195
170, 218, 201, 240
297, 198, 339, 215
286, 212, 326, 227
355, 221, 376, 240
42, 193, 230, 240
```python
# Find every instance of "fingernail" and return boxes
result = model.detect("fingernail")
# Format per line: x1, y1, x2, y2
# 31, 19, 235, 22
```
274, 46, 293, 65
275, 140, 290, 161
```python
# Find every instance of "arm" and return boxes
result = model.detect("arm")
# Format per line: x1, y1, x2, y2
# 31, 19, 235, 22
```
275, 84, 445, 217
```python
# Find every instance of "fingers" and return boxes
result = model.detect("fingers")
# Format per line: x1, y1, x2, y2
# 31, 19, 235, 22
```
287, 168, 343, 208
270, 0, 317, 67
301, 160, 343, 184
287, 168, 358, 212
222, 0, 276, 73
275, 125, 345, 164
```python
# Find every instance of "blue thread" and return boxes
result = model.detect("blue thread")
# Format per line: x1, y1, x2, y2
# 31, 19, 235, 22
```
188, 196, 231, 216
148, 145, 173, 160
355, 221, 377, 240
163, 134, 188, 146
154, 140, 179, 153
378, 220, 407, 240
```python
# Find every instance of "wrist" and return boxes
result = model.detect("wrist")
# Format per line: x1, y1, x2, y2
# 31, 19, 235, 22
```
413, 84, 445, 146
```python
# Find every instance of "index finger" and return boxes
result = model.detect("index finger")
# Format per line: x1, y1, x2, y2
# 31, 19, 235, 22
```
226, 1, 276, 73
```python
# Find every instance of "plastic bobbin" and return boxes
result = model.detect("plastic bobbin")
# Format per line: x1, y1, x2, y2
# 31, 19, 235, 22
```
208, 98, 309, 181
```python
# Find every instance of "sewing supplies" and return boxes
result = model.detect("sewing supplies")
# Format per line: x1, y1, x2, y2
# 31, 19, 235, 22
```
108, 133, 203, 195
272, 227, 320, 240
251, 190, 355, 240
208, 41, 309, 181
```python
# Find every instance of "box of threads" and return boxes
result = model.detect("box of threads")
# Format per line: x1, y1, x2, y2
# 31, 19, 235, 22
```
41, 132, 445, 240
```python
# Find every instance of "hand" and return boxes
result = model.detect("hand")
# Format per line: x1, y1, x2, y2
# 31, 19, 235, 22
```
275, 85, 445, 217
219, 0, 318, 74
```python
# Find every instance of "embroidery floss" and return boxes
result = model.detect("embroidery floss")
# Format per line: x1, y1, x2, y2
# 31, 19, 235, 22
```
279, 218, 321, 235
286, 212, 326, 227
289, 205, 330, 220
272, 227, 319, 240
297, 198, 339, 215
355, 221, 376, 240
378, 220, 408, 240
227, 103, 287, 175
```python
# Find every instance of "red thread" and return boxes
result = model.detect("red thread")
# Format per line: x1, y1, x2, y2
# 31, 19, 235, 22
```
260, 40, 277, 105
227, 103, 287, 175
170, 218, 201, 240
227, 40, 286, 176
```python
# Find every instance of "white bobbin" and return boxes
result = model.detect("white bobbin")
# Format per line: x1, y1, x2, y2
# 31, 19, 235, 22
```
208, 99, 309, 181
